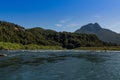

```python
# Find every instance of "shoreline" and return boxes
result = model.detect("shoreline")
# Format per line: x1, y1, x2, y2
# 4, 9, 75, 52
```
1, 49, 120, 52
0, 42, 120, 51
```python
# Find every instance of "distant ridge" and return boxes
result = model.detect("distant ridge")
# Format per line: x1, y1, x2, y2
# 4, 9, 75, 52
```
75, 23, 120, 44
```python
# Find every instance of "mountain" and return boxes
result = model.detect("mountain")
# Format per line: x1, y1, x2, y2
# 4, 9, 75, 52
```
75, 23, 120, 44
0, 21, 110, 49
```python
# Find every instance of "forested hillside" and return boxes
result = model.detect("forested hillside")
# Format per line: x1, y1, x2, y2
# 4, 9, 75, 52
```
0, 21, 116, 49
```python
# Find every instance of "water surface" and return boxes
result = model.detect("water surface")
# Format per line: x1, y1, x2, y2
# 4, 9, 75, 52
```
0, 50, 120, 80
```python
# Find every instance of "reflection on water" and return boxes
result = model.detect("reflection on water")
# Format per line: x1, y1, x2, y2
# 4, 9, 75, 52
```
0, 51, 109, 68
70, 54, 110, 63
0, 50, 120, 80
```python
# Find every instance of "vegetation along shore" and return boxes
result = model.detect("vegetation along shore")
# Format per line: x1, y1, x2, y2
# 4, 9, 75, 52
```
0, 21, 119, 50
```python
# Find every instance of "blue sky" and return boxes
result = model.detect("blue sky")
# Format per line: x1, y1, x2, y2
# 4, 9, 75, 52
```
0, 0, 120, 32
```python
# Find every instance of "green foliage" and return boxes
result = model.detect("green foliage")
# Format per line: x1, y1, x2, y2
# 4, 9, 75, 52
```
24, 44, 63, 50
0, 42, 23, 50
0, 21, 117, 49
0, 42, 63, 50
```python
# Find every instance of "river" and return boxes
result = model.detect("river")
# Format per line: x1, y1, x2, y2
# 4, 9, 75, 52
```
0, 50, 120, 80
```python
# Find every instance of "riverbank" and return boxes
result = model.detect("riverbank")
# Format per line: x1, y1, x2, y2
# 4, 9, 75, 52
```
0, 42, 120, 50
76, 46, 120, 51
0, 42, 63, 50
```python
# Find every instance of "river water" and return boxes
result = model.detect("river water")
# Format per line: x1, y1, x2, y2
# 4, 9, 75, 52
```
0, 50, 120, 80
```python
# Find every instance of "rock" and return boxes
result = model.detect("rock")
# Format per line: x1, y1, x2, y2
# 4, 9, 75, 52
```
0, 54, 7, 57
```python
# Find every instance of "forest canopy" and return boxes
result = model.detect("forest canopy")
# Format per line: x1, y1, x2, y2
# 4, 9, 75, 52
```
0, 21, 117, 49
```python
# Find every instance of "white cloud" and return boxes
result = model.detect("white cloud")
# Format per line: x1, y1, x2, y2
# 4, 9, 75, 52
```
94, 15, 100, 18
54, 18, 71, 27
60, 19, 70, 23
54, 18, 81, 29
55, 24, 62, 27
93, 15, 102, 19
67, 23, 80, 27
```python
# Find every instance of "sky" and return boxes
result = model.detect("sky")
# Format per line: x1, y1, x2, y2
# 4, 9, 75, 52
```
0, 0, 120, 32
